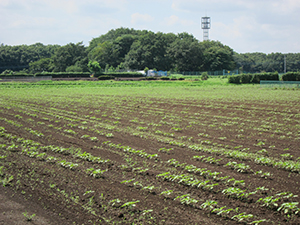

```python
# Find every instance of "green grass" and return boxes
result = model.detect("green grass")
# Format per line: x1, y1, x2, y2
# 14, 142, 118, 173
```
0, 77, 299, 103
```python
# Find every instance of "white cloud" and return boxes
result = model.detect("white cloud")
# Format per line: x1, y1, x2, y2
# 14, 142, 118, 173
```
131, 13, 154, 25
163, 15, 196, 27
0, 0, 300, 53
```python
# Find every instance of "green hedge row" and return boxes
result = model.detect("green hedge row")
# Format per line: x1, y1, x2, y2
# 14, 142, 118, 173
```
281, 72, 300, 81
103, 72, 144, 78
0, 73, 35, 78
33, 72, 144, 78
98, 75, 115, 80
228, 72, 279, 84
35, 72, 91, 78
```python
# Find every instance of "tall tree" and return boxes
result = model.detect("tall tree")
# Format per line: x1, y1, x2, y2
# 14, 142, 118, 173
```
201, 41, 235, 71
52, 42, 87, 72
167, 37, 203, 71
124, 31, 172, 70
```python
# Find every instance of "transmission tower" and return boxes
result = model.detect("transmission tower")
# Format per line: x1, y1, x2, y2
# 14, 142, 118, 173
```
201, 17, 211, 41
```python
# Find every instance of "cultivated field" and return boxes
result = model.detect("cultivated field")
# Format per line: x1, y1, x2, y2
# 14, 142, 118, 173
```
0, 80, 300, 224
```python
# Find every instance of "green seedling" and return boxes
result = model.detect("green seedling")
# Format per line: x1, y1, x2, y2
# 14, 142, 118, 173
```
22, 210, 36, 221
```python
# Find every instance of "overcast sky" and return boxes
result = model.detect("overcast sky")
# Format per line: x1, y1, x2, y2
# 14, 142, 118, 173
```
1, 0, 300, 53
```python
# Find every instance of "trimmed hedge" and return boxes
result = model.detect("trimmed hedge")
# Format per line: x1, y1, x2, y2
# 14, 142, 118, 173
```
251, 72, 279, 83
145, 77, 157, 80
228, 72, 279, 84
228, 75, 241, 84
103, 72, 144, 78
35, 72, 91, 78
98, 75, 115, 80
282, 72, 300, 81
240, 74, 252, 84
34, 72, 144, 78
0, 74, 34, 78
160, 77, 170, 80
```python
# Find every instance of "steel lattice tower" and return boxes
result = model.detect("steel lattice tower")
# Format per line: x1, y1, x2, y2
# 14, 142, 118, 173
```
201, 17, 211, 41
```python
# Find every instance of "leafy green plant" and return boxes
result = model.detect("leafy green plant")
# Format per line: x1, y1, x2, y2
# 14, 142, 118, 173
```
160, 190, 173, 197
86, 168, 107, 178
22, 210, 36, 221
121, 200, 140, 209
174, 194, 199, 205
277, 202, 299, 215
231, 212, 253, 222
158, 147, 173, 153
249, 219, 268, 225
256, 196, 281, 208
200, 200, 218, 210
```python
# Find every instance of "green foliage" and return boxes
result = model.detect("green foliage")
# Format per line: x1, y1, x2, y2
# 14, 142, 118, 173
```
104, 72, 143, 78
144, 67, 149, 74
1, 69, 14, 75
0, 43, 59, 73
22, 210, 36, 221
145, 77, 158, 80
0, 74, 35, 78
282, 72, 300, 81
35, 72, 91, 78
251, 72, 279, 83
2, 29, 300, 75
52, 42, 87, 72
29, 58, 53, 73
201, 72, 209, 80
88, 61, 102, 74
228, 72, 279, 84
240, 74, 252, 83
234, 52, 300, 73
167, 37, 203, 71
66, 65, 83, 72
124, 31, 172, 70
160, 77, 170, 80
98, 75, 115, 80
202, 42, 236, 71
228, 75, 241, 84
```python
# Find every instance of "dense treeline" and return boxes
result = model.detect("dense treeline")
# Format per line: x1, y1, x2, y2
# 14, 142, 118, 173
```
0, 43, 60, 73
1, 27, 300, 74
234, 52, 300, 73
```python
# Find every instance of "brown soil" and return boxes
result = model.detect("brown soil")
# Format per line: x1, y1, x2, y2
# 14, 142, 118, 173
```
0, 93, 299, 225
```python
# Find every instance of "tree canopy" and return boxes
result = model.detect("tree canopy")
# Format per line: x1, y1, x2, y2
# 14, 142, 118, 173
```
1, 27, 300, 74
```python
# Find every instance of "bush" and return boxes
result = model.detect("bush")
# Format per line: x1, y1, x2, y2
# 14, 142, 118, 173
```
160, 77, 170, 80
251, 72, 279, 83
178, 77, 185, 80
35, 72, 91, 78
228, 72, 279, 84
146, 77, 157, 80
228, 75, 241, 84
103, 72, 144, 78
98, 75, 115, 80
240, 74, 252, 84
201, 72, 209, 80
1, 69, 14, 75
282, 72, 300, 81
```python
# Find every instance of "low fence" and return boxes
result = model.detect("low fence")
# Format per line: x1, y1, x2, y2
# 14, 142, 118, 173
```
260, 80, 300, 88
0, 76, 52, 82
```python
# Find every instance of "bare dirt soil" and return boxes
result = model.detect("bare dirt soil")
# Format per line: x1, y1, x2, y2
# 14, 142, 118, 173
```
0, 94, 299, 225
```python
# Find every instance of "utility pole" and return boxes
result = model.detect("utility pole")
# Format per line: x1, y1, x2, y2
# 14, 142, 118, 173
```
284, 55, 286, 74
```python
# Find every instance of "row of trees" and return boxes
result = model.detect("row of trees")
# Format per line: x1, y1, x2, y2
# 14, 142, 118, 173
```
1, 27, 300, 74
234, 52, 300, 73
